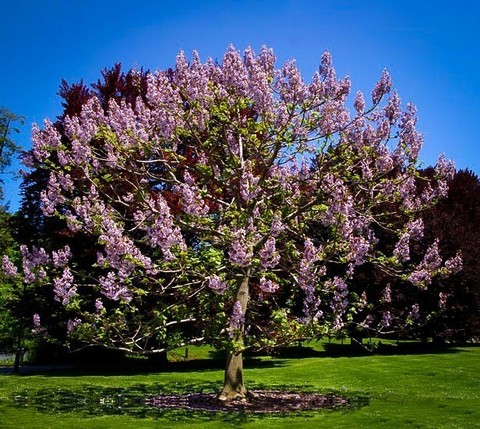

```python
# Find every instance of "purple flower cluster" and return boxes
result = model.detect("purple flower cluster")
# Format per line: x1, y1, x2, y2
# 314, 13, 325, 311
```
328, 277, 349, 330
2, 255, 17, 276
384, 91, 402, 123
444, 254, 462, 273
240, 163, 260, 202
53, 267, 76, 306
175, 172, 209, 216
98, 271, 132, 302
270, 214, 285, 237
98, 212, 155, 277
243, 46, 276, 112
408, 239, 443, 287
258, 277, 279, 294
259, 237, 280, 269
95, 298, 104, 312
67, 318, 81, 334
347, 235, 370, 266
399, 103, 423, 162
228, 228, 253, 267
394, 233, 410, 262
382, 284, 392, 303
230, 300, 245, 334
407, 303, 420, 321
407, 218, 424, 240
371, 69, 392, 104
41, 173, 66, 216
138, 194, 186, 261
20, 245, 49, 284
354, 91, 366, 115
32, 313, 41, 331
52, 246, 72, 268
298, 239, 323, 319
207, 275, 229, 295
379, 310, 392, 328
438, 292, 448, 309
274, 59, 308, 104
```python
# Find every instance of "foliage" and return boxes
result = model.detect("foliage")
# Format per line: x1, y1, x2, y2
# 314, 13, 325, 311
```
2, 46, 461, 395
419, 169, 480, 341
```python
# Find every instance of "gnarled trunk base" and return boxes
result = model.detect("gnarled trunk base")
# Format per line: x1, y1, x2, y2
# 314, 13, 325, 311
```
218, 351, 248, 401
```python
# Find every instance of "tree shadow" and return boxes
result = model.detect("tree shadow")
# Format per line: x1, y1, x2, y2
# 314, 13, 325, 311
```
6, 340, 472, 376
11, 354, 287, 377
9, 381, 368, 425
321, 340, 469, 357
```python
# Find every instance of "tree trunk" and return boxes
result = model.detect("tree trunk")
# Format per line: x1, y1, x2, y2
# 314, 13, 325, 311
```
13, 350, 21, 374
219, 350, 247, 400
218, 272, 250, 401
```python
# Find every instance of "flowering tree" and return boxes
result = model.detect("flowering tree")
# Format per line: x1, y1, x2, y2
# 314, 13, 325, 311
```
3, 46, 461, 399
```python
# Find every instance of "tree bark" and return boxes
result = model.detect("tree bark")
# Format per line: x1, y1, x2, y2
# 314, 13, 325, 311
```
218, 272, 250, 401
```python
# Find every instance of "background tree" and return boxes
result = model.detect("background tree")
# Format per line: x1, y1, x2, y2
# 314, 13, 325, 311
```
0, 107, 23, 203
418, 169, 480, 341
4, 46, 460, 399
0, 107, 24, 371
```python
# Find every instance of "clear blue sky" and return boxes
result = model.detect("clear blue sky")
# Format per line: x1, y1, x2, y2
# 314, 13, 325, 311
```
2, 0, 479, 211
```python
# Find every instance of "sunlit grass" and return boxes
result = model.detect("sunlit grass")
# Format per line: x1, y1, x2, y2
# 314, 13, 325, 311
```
0, 340, 479, 428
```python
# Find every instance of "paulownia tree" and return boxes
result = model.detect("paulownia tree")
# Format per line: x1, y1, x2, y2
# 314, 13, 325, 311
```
3, 46, 461, 399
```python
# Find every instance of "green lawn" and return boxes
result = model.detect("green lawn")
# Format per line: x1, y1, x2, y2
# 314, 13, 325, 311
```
0, 341, 479, 428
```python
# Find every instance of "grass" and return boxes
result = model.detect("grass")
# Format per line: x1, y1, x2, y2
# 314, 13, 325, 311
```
0, 340, 479, 428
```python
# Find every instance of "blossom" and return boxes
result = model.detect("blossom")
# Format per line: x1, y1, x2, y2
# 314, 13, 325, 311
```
239, 162, 260, 202
67, 318, 81, 334
140, 195, 186, 261
258, 277, 279, 293
2, 255, 17, 276
408, 268, 431, 287
329, 277, 349, 329
371, 69, 392, 104
270, 214, 285, 237
175, 172, 209, 216
259, 237, 280, 269
406, 218, 424, 240
407, 304, 420, 321
444, 254, 462, 274
384, 90, 401, 123
298, 239, 323, 318
95, 298, 104, 312
99, 271, 132, 302
32, 313, 41, 330
228, 229, 253, 267
354, 90, 366, 115
18, 245, 49, 284
380, 310, 392, 328
394, 233, 410, 262
230, 300, 245, 334
382, 284, 392, 303
52, 246, 72, 268
53, 267, 76, 306
347, 235, 370, 266
435, 153, 455, 181
207, 275, 229, 295
438, 292, 448, 309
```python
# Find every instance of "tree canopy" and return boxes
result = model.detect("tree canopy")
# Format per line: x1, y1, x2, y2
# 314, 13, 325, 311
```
2, 46, 461, 399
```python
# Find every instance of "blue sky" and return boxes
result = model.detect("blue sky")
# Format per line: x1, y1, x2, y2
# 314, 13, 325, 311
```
2, 0, 479, 211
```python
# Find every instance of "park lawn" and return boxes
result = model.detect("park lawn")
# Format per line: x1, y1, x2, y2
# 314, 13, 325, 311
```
0, 341, 479, 428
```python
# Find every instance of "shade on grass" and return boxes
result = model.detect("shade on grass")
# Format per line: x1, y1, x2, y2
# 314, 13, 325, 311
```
0, 341, 479, 428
